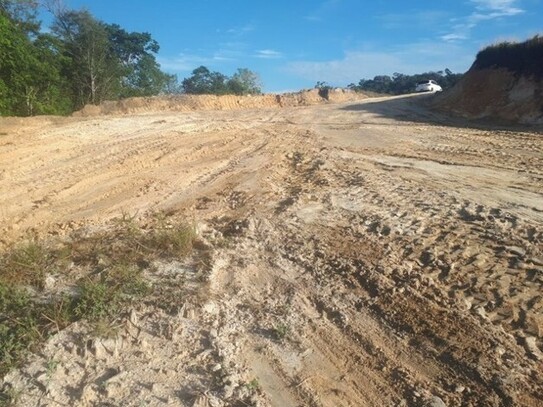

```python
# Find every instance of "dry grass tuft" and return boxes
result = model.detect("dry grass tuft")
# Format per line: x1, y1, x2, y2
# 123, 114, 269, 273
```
0, 212, 196, 384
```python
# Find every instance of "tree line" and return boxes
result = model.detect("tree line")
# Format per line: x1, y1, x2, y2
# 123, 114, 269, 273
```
0, 1, 262, 116
182, 66, 262, 96
347, 69, 464, 95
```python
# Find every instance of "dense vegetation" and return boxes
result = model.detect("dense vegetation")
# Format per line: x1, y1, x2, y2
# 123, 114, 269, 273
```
473, 35, 543, 78
0, 0, 177, 115
0, 1, 262, 117
182, 66, 262, 96
347, 69, 463, 95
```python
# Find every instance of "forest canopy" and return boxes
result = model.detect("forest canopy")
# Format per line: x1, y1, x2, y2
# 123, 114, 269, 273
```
0, 0, 177, 115
0, 1, 262, 116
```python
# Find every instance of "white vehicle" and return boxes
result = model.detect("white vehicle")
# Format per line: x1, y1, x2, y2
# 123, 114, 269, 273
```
415, 80, 442, 92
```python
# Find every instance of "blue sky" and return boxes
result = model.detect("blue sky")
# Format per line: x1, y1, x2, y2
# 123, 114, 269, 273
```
40, 0, 541, 92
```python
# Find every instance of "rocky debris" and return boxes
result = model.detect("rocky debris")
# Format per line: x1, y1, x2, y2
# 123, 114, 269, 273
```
426, 396, 447, 407
524, 337, 543, 360
506, 245, 526, 257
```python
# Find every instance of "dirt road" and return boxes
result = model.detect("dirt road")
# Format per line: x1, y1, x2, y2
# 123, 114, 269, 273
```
1, 94, 542, 406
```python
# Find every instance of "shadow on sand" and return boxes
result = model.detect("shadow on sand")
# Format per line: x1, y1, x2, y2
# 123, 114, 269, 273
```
340, 93, 543, 133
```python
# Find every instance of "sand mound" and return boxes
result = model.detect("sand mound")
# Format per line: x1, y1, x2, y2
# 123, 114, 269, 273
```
73, 88, 363, 117
433, 68, 543, 124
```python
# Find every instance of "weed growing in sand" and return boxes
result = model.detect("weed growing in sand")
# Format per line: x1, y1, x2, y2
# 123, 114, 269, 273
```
41, 295, 77, 333
0, 212, 196, 383
272, 322, 290, 341
147, 223, 195, 257
0, 386, 20, 406
70, 212, 195, 267
75, 264, 149, 321
45, 359, 59, 381
0, 284, 44, 375
245, 378, 261, 391
0, 241, 68, 289
275, 303, 291, 317
75, 279, 116, 321
0, 286, 81, 376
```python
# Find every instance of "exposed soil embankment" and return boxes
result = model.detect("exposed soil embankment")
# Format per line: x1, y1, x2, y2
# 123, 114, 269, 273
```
434, 68, 543, 124
73, 88, 362, 117
434, 37, 543, 124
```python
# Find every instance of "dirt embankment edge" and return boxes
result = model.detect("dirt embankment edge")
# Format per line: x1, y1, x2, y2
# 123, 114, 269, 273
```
72, 89, 364, 117
433, 68, 543, 124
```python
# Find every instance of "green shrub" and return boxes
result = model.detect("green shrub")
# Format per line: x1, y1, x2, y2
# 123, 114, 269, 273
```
0, 241, 68, 289
0, 284, 43, 375
74, 279, 116, 321
272, 322, 290, 341
473, 35, 543, 78
0, 213, 195, 380
147, 224, 195, 257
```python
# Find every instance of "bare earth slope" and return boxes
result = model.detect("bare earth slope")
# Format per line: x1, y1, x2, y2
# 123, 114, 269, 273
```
1, 94, 542, 406
433, 68, 543, 124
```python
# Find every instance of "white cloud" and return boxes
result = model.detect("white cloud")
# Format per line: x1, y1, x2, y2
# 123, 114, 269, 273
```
471, 0, 523, 14
441, 0, 524, 42
284, 43, 472, 85
159, 51, 238, 72
225, 24, 255, 37
441, 33, 469, 42
158, 41, 250, 72
255, 49, 284, 59
159, 46, 286, 74
286, 52, 403, 83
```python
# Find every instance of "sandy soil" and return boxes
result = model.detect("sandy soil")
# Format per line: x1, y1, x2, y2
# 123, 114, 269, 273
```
433, 68, 543, 125
1, 93, 542, 406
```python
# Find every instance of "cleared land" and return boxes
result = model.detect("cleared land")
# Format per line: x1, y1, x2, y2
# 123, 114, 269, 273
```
0, 94, 542, 406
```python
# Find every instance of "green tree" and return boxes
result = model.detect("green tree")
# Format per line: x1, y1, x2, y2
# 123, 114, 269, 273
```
1, 1, 188, 116
105, 24, 174, 97
30, 33, 72, 114
0, 2, 72, 115
123, 54, 177, 96
314, 81, 331, 90
0, 13, 28, 114
0, 11, 69, 116
51, 9, 120, 108
0, 0, 39, 34
182, 66, 228, 95
1, 3, 36, 115
226, 68, 262, 95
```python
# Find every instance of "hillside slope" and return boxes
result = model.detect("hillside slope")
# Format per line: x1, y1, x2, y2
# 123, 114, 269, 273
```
434, 36, 543, 124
